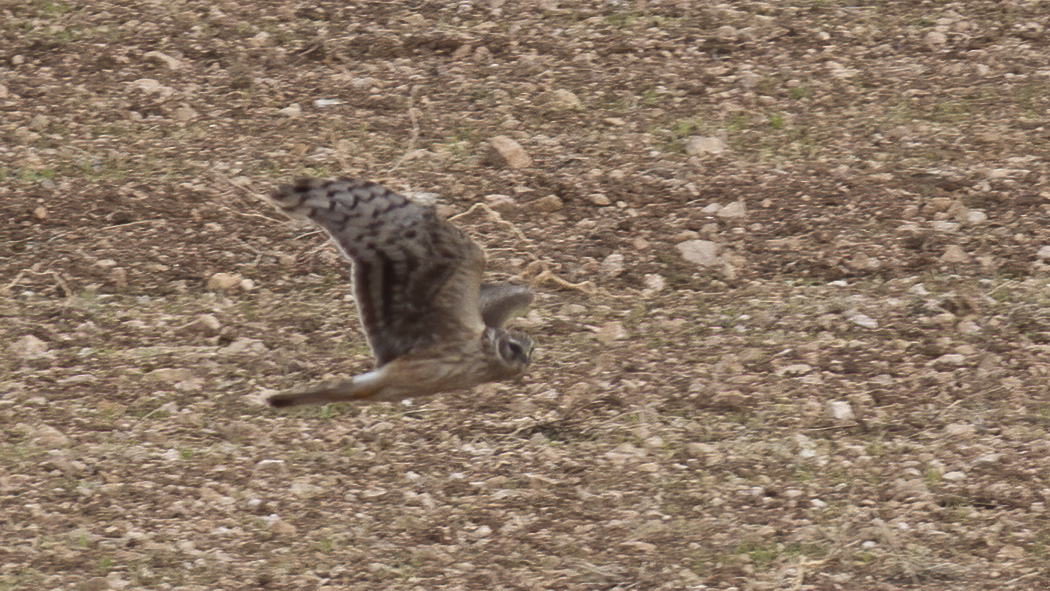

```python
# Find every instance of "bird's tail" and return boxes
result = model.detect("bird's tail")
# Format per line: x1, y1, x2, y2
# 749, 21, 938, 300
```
266, 369, 387, 408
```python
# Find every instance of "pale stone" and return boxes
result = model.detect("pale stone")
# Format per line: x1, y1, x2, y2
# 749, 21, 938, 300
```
596, 321, 627, 344
485, 136, 532, 168
944, 423, 977, 437
30, 424, 71, 448
586, 193, 611, 206
530, 194, 563, 212
641, 274, 665, 296
10, 335, 49, 358
484, 194, 518, 214
676, 240, 721, 267
925, 31, 948, 48
599, 253, 626, 279
845, 310, 878, 329
941, 245, 969, 264
685, 136, 727, 156
279, 103, 302, 117
829, 401, 854, 421
174, 106, 197, 122
270, 519, 298, 536
716, 201, 747, 220
207, 272, 243, 291
143, 50, 183, 70
931, 353, 967, 368
544, 89, 581, 108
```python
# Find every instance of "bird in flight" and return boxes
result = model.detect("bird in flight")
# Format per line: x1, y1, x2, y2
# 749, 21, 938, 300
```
264, 178, 535, 408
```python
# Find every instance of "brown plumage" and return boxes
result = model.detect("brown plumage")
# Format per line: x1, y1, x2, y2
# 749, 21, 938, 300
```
264, 178, 535, 407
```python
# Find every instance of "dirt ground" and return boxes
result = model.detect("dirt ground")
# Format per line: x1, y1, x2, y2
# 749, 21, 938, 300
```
3, 1, 1050, 589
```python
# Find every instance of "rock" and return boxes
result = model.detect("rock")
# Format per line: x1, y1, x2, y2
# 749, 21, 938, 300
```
484, 194, 518, 214
845, 310, 878, 329
599, 253, 626, 279
924, 31, 948, 49
279, 103, 302, 117
828, 401, 854, 421
966, 210, 988, 225
207, 272, 243, 291
270, 518, 297, 536
255, 459, 287, 474
78, 577, 111, 591
941, 245, 969, 264
972, 453, 1001, 467
61, 374, 98, 384
1037, 245, 1050, 261
942, 471, 966, 482
892, 478, 930, 500
779, 364, 813, 377
738, 71, 760, 89
641, 274, 665, 296
30, 424, 71, 448
716, 201, 747, 220
28, 114, 49, 130
586, 193, 611, 206
847, 253, 880, 271
944, 423, 977, 437
143, 50, 182, 70
931, 353, 967, 368
684, 136, 727, 156
248, 31, 273, 47
188, 314, 222, 335
543, 89, 581, 108
685, 442, 719, 459
642, 436, 664, 449
485, 136, 532, 169
596, 321, 627, 344
714, 25, 738, 41
10, 335, 49, 359
175, 378, 203, 392
289, 479, 323, 499
218, 338, 267, 355
129, 78, 173, 97
931, 197, 956, 211
676, 240, 721, 267
529, 194, 563, 213
997, 545, 1026, 560
174, 106, 197, 122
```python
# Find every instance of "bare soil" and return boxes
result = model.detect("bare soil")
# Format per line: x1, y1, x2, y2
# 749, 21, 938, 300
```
3, 1, 1050, 590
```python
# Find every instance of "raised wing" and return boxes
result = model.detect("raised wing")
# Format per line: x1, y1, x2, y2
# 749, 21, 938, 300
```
479, 282, 534, 329
269, 178, 486, 365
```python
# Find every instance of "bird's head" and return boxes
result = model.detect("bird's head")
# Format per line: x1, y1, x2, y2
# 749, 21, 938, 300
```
493, 329, 535, 374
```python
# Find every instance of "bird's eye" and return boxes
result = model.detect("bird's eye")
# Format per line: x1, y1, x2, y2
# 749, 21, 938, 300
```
507, 342, 523, 357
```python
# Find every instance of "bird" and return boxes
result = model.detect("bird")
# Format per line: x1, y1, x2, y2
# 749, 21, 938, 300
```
263, 177, 535, 408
